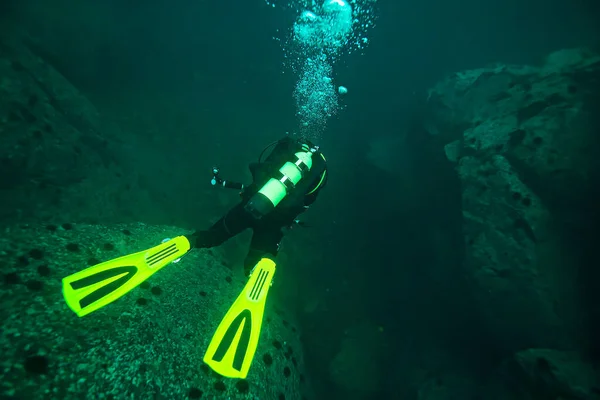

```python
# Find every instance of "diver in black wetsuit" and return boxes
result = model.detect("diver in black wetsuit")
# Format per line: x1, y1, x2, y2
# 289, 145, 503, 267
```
186, 136, 328, 275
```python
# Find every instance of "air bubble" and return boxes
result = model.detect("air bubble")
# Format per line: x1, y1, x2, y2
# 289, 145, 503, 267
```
267, 0, 378, 137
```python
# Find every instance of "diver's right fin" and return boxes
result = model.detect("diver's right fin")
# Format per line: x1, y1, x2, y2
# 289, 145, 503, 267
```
62, 236, 191, 317
203, 258, 276, 378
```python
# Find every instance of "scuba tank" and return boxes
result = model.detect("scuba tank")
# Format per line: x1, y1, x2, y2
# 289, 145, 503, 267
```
244, 142, 318, 219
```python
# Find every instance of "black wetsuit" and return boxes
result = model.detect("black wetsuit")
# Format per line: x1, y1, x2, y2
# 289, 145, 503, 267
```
187, 137, 327, 275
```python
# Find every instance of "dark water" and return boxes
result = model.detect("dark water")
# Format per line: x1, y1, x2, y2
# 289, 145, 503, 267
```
1, 0, 599, 399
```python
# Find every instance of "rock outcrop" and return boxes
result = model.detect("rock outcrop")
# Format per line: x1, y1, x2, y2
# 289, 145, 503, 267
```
425, 47, 600, 354
483, 349, 600, 399
0, 34, 154, 225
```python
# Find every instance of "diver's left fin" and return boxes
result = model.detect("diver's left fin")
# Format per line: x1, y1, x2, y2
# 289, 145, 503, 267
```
62, 236, 191, 317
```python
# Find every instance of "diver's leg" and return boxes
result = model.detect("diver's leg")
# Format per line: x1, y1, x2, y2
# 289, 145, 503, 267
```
187, 203, 252, 249
243, 226, 284, 276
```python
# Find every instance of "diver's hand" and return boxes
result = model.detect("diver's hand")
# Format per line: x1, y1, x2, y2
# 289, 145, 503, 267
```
211, 176, 224, 186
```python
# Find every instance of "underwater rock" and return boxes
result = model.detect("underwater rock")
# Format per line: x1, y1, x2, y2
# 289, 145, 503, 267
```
0, 222, 312, 399
328, 323, 387, 398
460, 154, 584, 351
412, 371, 477, 400
482, 349, 600, 399
393, 342, 479, 400
0, 35, 100, 216
429, 47, 600, 212
443, 140, 461, 162
0, 32, 161, 225
425, 47, 600, 354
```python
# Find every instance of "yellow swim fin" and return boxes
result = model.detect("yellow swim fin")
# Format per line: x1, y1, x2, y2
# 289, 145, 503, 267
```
203, 258, 276, 379
62, 236, 191, 317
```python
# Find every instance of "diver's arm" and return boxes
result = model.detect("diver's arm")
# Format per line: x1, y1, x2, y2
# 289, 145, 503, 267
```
211, 176, 245, 190
223, 181, 244, 190
210, 167, 245, 190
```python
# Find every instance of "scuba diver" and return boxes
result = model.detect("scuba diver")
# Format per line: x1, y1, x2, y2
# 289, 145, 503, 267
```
61, 135, 327, 379
188, 135, 328, 277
